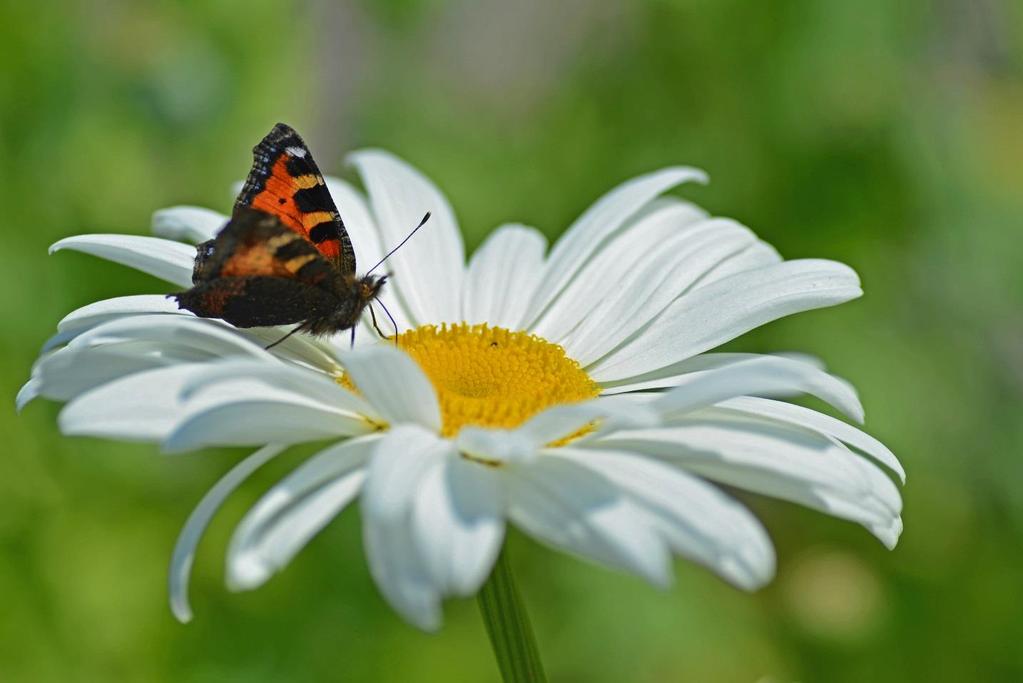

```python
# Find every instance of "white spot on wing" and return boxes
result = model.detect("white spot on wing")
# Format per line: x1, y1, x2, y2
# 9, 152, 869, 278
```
286, 146, 307, 158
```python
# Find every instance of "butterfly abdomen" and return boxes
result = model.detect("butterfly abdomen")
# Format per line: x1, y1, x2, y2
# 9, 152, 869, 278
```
175, 276, 339, 329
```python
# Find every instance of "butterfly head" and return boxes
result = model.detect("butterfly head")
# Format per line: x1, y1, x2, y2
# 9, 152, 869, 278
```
357, 273, 387, 304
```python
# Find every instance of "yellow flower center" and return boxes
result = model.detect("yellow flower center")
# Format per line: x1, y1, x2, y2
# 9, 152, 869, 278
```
387, 323, 600, 437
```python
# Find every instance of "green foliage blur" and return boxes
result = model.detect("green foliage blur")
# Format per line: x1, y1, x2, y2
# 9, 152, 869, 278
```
3, 1, 1021, 681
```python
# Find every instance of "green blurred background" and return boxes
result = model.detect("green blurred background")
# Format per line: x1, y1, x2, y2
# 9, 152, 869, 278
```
3, 1, 1021, 680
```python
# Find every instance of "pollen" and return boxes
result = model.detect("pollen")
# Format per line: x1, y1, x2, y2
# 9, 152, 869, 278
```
392, 323, 600, 437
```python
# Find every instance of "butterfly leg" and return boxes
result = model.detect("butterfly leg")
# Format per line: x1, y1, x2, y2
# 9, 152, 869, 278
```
350, 325, 356, 349
265, 325, 302, 350
369, 304, 388, 340
374, 299, 400, 346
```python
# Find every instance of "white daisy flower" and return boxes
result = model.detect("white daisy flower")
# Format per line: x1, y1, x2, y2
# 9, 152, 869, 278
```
21, 150, 904, 631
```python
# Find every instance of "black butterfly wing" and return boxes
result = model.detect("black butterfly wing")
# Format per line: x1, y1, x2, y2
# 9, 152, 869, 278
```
173, 208, 342, 328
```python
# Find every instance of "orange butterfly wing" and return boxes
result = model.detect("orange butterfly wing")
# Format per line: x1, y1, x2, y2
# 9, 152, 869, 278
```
234, 123, 357, 275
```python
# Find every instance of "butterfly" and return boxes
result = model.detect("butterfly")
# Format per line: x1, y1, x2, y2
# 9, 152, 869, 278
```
171, 123, 428, 347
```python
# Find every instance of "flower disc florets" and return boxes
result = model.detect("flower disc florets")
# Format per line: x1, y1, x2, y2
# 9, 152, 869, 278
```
389, 323, 600, 437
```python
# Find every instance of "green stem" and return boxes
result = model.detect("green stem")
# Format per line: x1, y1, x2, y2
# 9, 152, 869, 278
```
477, 548, 548, 683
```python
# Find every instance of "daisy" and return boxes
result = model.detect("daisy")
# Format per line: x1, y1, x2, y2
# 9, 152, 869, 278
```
21, 149, 904, 633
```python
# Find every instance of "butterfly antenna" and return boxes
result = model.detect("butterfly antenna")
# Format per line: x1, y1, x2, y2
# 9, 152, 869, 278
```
265, 325, 302, 350
366, 212, 431, 275
374, 298, 401, 346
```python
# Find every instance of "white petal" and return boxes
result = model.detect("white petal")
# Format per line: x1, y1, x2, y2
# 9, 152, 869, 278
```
455, 396, 659, 464
49, 297, 336, 375
363, 426, 449, 520
462, 224, 548, 328
58, 364, 208, 441
530, 201, 708, 342
714, 396, 905, 482
523, 167, 708, 329
596, 416, 902, 548
631, 196, 708, 225
340, 344, 441, 431
48, 295, 188, 350
600, 351, 829, 392
412, 456, 505, 596
566, 219, 758, 363
771, 351, 828, 369
240, 327, 345, 373
590, 259, 862, 383
58, 296, 185, 332
50, 234, 197, 287
31, 315, 299, 407
69, 314, 273, 361
362, 425, 450, 630
699, 240, 782, 284
553, 448, 775, 590
324, 176, 415, 332
28, 344, 175, 404
151, 206, 227, 244
506, 456, 672, 587
454, 427, 539, 464
227, 435, 379, 591
348, 149, 465, 325
169, 444, 284, 623
649, 355, 864, 423
180, 359, 378, 421
516, 397, 661, 443
163, 380, 373, 453
15, 378, 40, 412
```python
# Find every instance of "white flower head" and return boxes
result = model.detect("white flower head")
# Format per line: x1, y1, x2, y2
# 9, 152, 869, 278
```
22, 149, 904, 631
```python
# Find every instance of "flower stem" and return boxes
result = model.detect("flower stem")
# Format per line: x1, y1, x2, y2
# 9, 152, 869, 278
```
477, 548, 548, 683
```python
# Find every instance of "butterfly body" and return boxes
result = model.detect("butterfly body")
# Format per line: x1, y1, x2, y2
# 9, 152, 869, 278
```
171, 124, 383, 339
